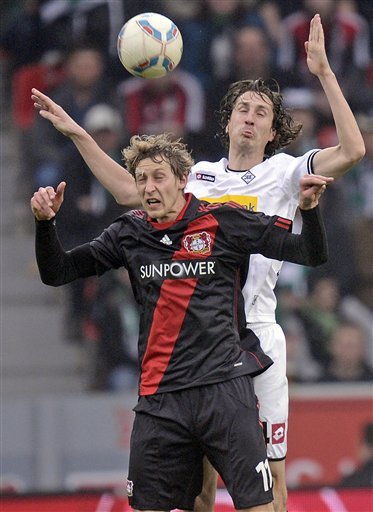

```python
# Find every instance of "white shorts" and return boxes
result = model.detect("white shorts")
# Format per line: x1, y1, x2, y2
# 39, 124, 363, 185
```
250, 322, 288, 461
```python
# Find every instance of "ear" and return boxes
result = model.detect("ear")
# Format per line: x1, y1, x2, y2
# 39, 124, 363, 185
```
179, 174, 188, 190
269, 128, 276, 142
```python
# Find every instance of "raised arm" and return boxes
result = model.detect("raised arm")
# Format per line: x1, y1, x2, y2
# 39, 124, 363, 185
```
31, 88, 140, 206
31, 182, 97, 286
305, 14, 365, 177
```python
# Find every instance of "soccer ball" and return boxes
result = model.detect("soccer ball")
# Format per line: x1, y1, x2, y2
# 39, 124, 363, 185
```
117, 12, 183, 79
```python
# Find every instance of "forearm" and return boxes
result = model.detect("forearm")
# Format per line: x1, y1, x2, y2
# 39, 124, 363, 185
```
314, 72, 365, 177
70, 130, 140, 206
281, 207, 328, 266
35, 219, 96, 285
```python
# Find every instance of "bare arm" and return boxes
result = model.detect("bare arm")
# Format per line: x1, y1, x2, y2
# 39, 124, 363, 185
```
305, 14, 365, 178
31, 88, 140, 206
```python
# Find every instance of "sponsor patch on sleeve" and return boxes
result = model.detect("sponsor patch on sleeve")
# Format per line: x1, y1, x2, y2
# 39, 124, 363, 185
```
196, 172, 215, 182
271, 423, 286, 444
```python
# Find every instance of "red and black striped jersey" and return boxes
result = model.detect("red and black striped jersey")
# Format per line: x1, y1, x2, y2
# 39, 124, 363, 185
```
84, 193, 326, 395
35, 194, 326, 394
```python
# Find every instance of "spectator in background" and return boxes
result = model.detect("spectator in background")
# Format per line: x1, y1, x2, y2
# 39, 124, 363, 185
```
87, 269, 139, 392
281, 88, 319, 156
233, 25, 275, 80
0, 0, 47, 73
307, 180, 358, 297
177, 0, 270, 92
37, 0, 156, 84
293, 276, 342, 364
118, 69, 208, 161
207, 22, 281, 157
339, 422, 373, 488
347, 113, 373, 310
277, 0, 372, 111
31, 45, 119, 190
57, 103, 125, 341
318, 322, 373, 382
11, 50, 66, 199
283, 315, 321, 384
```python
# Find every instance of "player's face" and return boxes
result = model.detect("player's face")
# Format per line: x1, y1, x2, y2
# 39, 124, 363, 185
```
135, 157, 187, 223
227, 91, 276, 154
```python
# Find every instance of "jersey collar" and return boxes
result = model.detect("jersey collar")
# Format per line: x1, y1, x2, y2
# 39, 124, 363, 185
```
148, 193, 198, 229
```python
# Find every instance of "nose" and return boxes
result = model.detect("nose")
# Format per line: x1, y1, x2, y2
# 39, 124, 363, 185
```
144, 178, 155, 193
244, 111, 254, 125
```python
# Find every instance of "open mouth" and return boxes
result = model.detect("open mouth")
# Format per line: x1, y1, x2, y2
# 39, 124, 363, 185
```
146, 198, 161, 206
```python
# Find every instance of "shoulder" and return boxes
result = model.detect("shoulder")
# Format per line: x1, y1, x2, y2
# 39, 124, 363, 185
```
191, 158, 227, 174
108, 209, 147, 231
267, 152, 295, 165
268, 150, 320, 173
126, 209, 147, 221
198, 200, 251, 218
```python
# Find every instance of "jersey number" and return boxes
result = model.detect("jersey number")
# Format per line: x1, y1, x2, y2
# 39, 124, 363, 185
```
255, 459, 273, 491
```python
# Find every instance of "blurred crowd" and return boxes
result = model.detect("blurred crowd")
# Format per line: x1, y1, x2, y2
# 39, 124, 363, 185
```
1, 0, 372, 392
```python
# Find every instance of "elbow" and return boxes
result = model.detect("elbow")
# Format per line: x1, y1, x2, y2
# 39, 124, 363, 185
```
347, 141, 366, 166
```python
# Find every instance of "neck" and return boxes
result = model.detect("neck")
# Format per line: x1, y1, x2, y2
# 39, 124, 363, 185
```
228, 146, 265, 171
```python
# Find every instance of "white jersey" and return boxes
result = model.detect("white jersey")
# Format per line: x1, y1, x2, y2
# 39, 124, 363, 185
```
185, 151, 319, 324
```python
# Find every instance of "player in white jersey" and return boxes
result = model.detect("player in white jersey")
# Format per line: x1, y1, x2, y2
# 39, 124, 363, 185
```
31, 14, 365, 512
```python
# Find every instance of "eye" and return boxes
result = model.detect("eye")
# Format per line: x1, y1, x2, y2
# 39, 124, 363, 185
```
154, 174, 166, 181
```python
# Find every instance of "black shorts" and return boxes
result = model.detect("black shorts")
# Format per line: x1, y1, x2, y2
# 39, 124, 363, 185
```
127, 375, 273, 510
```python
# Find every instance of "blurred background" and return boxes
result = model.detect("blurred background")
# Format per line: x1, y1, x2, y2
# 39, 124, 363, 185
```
1, 0, 372, 510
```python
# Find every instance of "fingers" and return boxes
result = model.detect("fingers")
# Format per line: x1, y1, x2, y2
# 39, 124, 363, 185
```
301, 175, 334, 187
31, 187, 57, 220
34, 186, 56, 206
309, 14, 324, 43
31, 88, 55, 112
55, 181, 66, 199
31, 88, 49, 102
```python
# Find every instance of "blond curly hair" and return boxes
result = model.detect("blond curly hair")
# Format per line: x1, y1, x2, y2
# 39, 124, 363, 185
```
122, 133, 194, 180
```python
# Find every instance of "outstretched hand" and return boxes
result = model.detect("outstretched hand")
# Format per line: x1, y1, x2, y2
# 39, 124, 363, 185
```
299, 174, 334, 210
31, 88, 85, 138
31, 181, 66, 220
304, 14, 332, 77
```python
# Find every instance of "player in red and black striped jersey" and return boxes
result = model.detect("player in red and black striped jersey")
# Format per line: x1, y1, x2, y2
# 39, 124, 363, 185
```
31, 134, 331, 512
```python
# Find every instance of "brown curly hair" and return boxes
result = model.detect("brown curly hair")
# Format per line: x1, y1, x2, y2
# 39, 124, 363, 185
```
217, 79, 302, 157
122, 133, 194, 180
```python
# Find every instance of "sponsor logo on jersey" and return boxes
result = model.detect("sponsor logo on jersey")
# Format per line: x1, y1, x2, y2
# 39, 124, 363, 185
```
200, 194, 258, 212
196, 172, 215, 182
140, 260, 216, 280
160, 234, 172, 245
271, 423, 286, 444
241, 170, 255, 184
126, 479, 134, 497
183, 231, 211, 255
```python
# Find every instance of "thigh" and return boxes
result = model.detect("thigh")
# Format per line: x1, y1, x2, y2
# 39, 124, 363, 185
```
127, 408, 203, 511
252, 324, 288, 460
197, 377, 273, 510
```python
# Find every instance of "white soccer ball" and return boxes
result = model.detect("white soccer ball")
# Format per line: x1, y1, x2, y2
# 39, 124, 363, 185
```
117, 12, 183, 79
